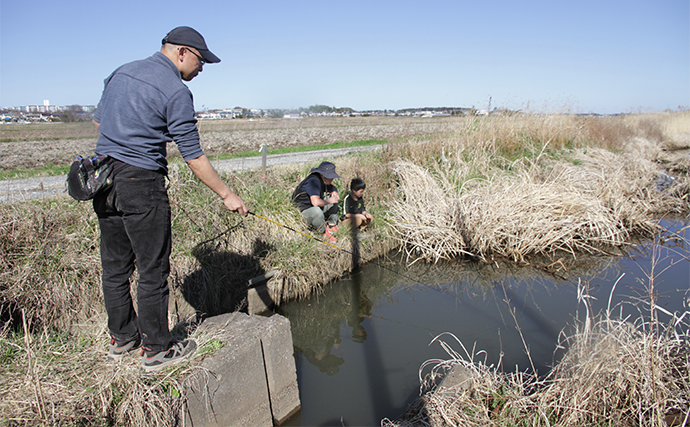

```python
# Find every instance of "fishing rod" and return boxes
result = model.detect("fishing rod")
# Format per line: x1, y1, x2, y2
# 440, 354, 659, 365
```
180, 207, 450, 292
248, 211, 342, 251
247, 211, 421, 283
372, 217, 394, 223
195, 223, 245, 247
178, 204, 247, 248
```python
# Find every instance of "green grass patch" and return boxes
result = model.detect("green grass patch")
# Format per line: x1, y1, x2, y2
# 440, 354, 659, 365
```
0, 164, 71, 181
198, 338, 226, 358
0, 136, 88, 143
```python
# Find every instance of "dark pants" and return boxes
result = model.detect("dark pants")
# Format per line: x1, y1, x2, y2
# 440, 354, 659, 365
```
93, 163, 172, 353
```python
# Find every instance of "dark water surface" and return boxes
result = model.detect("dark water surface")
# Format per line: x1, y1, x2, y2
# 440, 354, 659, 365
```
277, 220, 689, 427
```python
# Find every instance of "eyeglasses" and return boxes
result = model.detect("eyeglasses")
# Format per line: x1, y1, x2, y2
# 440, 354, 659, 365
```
179, 47, 206, 66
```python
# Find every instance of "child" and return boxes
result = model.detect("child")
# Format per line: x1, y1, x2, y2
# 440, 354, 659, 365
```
341, 177, 373, 230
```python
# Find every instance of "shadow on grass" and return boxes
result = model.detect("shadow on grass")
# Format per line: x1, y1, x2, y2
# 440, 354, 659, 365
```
180, 238, 274, 318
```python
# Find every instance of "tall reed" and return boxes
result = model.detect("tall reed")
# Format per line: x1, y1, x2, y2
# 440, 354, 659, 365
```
388, 113, 690, 263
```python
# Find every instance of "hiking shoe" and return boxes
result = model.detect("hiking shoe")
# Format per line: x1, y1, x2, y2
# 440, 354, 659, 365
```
142, 339, 197, 373
107, 335, 141, 361
323, 227, 337, 243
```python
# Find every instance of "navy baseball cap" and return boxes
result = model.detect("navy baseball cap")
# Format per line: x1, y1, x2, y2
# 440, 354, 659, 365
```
162, 26, 221, 64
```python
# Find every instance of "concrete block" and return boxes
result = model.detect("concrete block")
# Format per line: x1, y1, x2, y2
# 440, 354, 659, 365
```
256, 315, 301, 424
185, 313, 272, 427
184, 312, 300, 427
247, 270, 282, 315
247, 283, 273, 315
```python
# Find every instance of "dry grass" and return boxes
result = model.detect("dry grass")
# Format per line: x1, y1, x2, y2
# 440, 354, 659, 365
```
0, 201, 104, 331
388, 113, 690, 264
0, 314, 223, 426
197, 116, 456, 156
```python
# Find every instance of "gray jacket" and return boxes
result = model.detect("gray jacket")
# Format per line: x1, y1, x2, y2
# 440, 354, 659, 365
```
94, 52, 204, 173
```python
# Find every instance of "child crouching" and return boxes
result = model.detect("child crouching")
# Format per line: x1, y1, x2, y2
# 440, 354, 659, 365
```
341, 177, 373, 230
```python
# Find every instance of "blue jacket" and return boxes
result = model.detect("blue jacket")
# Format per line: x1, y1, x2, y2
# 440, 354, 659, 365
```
94, 52, 204, 173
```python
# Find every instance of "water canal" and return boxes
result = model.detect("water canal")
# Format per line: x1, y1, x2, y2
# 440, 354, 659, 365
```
277, 220, 689, 426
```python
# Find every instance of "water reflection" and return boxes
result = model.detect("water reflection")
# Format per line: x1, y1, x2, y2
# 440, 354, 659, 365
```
278, 220, 689, 426
279, 228, 398, 376
347, 274, 373, 344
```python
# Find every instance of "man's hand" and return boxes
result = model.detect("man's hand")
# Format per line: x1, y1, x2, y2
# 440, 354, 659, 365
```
222, 192, 248, 216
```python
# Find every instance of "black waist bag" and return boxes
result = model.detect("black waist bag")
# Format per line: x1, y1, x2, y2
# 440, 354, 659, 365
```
66, 155, 114, 201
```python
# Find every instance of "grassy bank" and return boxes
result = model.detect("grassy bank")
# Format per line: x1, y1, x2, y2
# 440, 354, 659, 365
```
1, 112, 689, 425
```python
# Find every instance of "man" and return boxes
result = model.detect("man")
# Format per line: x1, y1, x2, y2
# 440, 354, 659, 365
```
92, 26, 247, 372
291, 161, 340, 242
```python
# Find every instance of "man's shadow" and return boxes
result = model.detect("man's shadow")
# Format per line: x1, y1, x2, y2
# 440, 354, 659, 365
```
181, 238, 273, 318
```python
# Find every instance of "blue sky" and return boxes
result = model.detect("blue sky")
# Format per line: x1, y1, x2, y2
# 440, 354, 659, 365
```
1, 0, 688, 114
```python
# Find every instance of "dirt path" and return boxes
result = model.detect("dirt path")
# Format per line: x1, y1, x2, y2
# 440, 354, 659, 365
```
0, 145, 381, 203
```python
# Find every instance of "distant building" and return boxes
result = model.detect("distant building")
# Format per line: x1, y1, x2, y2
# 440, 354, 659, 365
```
24, 104, 59, 113
197, 112, 221, 120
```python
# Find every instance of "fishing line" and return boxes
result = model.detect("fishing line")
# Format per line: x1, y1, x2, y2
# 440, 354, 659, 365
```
248, 211, 422, 284
372, 217, 429, 226
178, 204, 246, 248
